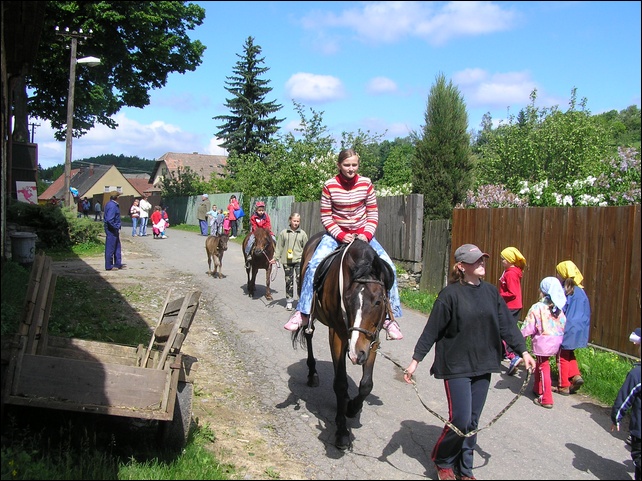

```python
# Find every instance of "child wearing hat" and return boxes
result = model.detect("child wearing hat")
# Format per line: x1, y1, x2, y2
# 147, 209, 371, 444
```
244, 201, 275, 267
611, 327, 641, 480
520, 276, 567, 409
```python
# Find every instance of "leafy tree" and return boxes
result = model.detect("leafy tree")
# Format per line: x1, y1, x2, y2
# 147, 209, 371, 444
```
160, 166, 209, 198
475, 89, 611, 199
22, 1, 206, 141
412, 73, 473, 220
217, 101, 335, 202
213, 36, 284, 159
339, 130, 386, 182
377, 140, 414, 195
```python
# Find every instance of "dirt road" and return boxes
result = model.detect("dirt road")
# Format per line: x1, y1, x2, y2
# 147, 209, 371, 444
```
56, 228, 634, 480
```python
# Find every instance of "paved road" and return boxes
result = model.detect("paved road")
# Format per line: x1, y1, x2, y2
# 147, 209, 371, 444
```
135, 228, 633, 480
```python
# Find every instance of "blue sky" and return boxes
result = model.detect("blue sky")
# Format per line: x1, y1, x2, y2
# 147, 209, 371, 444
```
33, 1, 641, 169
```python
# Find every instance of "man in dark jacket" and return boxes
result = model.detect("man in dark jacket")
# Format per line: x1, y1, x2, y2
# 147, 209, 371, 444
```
104, 191, 124, 271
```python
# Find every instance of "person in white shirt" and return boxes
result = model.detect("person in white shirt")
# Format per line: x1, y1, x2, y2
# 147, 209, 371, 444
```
138, 194, 152, 236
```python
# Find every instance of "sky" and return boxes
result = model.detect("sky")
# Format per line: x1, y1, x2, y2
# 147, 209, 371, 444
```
31, 1, 641, 169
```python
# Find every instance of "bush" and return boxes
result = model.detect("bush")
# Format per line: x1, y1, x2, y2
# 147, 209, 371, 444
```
7, 202, 103, 249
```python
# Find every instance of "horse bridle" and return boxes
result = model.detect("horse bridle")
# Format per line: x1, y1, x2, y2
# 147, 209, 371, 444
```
338, 241, 388, 345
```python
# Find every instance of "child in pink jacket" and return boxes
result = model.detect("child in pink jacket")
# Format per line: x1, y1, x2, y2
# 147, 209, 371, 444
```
521, 276, 567, 409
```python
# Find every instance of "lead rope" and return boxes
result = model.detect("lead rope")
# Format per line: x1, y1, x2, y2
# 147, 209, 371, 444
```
376, 349, 531, 438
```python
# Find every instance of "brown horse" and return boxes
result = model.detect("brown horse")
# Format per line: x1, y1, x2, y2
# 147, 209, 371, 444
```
242, 227, 275, 300
205, 234, 229, 278
291, 232, 394, 450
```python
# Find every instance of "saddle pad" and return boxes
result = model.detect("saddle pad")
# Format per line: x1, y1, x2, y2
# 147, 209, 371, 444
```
313, 243, 347, 292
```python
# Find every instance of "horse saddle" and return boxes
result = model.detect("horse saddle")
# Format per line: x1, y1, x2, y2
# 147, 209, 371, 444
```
313, 243, 348, 292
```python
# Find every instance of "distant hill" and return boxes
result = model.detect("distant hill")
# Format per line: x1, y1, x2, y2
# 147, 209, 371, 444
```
39, 154, 156, 183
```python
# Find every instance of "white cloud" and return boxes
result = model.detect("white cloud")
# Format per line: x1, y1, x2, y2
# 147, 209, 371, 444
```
453, 69, 538, 108
300, 1, 518, 48
35, 113, 212, 169
366, 77, 398, 95
285, 73, 346, 103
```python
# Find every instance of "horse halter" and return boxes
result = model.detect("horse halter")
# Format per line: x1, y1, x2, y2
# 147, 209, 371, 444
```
338, 241, 388, 346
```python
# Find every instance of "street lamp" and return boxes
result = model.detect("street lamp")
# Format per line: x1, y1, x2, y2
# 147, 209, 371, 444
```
56, 27, 100, 208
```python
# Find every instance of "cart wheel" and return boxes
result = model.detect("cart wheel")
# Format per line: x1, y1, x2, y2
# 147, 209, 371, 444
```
159, 381, 193, 452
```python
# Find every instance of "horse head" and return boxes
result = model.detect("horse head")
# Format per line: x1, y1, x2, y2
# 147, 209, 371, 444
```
251, 227, 274, 258
217, 233, 229, 253
342, 240, 391, 365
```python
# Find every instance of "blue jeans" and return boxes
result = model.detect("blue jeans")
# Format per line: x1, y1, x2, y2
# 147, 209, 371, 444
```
140, 217, 149, 236
298, 234, 402, 318
132, 217, 139, 236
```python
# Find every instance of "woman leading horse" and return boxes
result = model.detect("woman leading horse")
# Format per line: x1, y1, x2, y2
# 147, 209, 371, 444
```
291, 232, 395, 450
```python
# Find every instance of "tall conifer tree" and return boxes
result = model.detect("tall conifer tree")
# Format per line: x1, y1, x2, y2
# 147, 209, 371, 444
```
214, 36, 284, 158
412, 73, 473, 220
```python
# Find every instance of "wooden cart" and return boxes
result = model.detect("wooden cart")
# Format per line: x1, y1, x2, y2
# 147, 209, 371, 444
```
1, 253, 201, 451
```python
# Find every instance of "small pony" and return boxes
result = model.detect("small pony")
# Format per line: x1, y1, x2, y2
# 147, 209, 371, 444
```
242, 227, 275, 300
206, 234, 229, 278
291, 233, 394, 450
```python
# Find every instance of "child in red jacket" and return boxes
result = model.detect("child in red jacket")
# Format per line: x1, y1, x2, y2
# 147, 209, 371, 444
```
244, 201, 275, 266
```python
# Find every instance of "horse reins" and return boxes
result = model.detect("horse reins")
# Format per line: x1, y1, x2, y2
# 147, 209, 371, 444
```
377, 349, 531, 438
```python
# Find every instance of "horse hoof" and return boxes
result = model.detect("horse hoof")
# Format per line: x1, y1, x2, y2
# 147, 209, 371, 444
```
307, 373, 319, 387
335, 435, 351, 451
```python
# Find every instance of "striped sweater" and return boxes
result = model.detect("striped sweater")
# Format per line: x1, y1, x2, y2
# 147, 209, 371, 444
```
321, 174, 378, 242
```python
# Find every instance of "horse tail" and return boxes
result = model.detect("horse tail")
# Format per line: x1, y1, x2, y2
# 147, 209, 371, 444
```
291, 326, 307, 349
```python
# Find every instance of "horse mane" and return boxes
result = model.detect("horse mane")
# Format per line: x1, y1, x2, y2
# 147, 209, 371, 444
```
350, 240, 394, 291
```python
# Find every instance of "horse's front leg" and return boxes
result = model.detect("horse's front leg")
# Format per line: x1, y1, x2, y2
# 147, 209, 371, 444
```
347, 351, 376, 418
265, 265, 272, 300
329, 329, 351, 450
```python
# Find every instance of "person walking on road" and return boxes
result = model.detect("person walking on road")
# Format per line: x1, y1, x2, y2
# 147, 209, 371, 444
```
104, 191, 125, 271
271, 212, 308, 311
403, 243, 535, 481
94, 200, 102, 221
498, 246, 527, 375
520, 276, 567, 409
554, 260, 591, 396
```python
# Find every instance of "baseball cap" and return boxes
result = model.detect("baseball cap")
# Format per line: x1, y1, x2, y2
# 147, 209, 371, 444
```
630, 327, 641, 344
454, 244, 489, 264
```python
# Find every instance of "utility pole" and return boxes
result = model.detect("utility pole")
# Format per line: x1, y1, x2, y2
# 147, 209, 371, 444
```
28, 122, 40, 143
55, 26, 98, 208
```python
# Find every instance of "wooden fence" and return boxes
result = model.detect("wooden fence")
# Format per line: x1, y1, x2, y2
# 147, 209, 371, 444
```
292, 194, 424, 271
451, 206, 641, 356
154, 193, 639, 356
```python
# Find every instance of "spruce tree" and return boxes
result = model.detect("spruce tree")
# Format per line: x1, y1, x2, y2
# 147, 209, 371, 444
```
214, 36, 284, 158
412, 73, 473, 220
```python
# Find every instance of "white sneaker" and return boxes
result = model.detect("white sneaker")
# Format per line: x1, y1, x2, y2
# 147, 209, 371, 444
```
286, 302, 293, 311
161, 235, 168, 239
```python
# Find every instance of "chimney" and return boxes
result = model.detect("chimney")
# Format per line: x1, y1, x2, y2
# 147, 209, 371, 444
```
90, 163, 94, 176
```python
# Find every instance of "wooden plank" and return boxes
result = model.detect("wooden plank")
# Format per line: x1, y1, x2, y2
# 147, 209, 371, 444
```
142, 289, 173, 368
11, 354, 171, 413
157, 291, 201, 368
